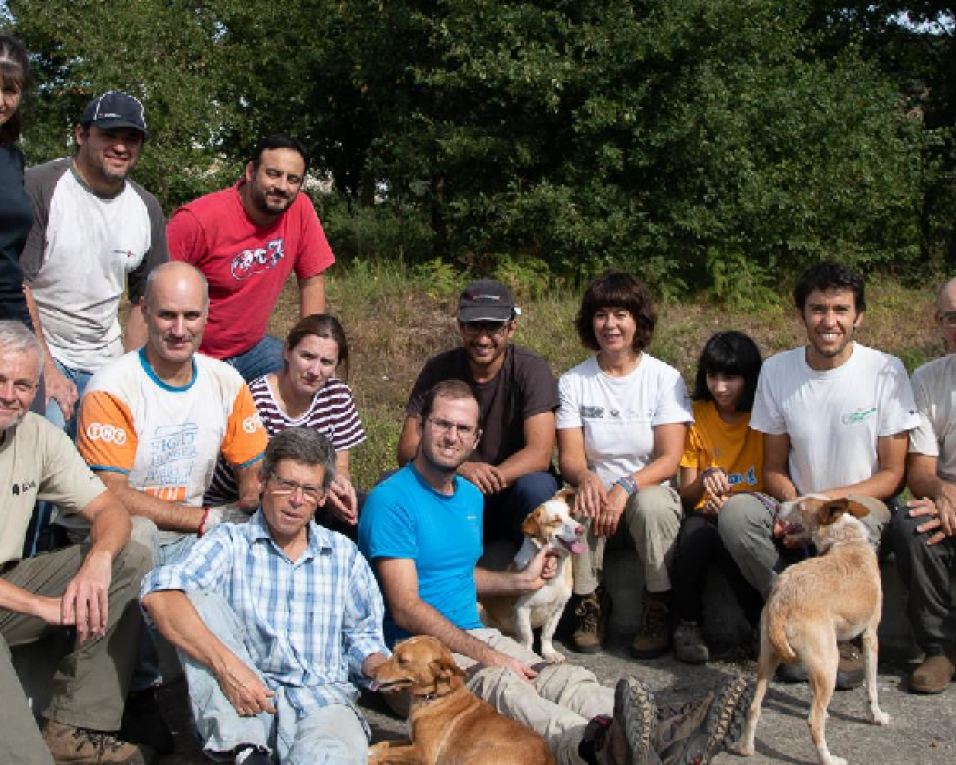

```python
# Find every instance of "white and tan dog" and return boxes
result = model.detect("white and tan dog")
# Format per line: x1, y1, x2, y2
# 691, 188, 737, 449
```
733, 495, 890, 765
481, 489, 584, 662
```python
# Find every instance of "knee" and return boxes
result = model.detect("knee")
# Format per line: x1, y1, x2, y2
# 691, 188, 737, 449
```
534, 662, 599, 705
468, 666, 524, 700
626, 486, 680, 529
717, 496, 766, 542
114, 536, 153, 582
890, 511, 925, 557
511, 472, 559, 507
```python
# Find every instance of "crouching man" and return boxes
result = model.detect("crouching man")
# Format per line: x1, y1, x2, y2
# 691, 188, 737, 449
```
0, 320, 151, 765
141, 428, 389, 765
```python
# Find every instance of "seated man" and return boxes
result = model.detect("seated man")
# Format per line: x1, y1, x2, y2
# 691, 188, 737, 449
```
397, 279, 558, 544
0, 320, 151, 765
892, 276, 956, 694
141, 428, 389, 765
361, 380, 753, 765
75, 261, 268, 750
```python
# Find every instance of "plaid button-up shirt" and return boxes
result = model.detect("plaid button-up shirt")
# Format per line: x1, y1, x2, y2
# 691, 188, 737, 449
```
141, 510, 388, 718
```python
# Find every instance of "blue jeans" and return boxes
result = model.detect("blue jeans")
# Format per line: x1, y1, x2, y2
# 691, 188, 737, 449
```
182, 591, 369, 764
44, 359, 93, 440
483, 471, 560, 545
224, 334, 285, 384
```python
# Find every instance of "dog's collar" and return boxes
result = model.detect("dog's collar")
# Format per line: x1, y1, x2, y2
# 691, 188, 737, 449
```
512, 537, 542, 570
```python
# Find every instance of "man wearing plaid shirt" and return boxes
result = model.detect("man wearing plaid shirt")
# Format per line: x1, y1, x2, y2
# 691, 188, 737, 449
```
141, 428, 389, 765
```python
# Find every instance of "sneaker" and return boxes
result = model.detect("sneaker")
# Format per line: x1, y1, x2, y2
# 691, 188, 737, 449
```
672, 620, 709, 665
588, 678, 662, 765
835, 638, 865, 691
234, 746, 272, 764
119, 688, 174, 755
41, 719, 152, 764
571, 586, 610, 654
657, 675, 754, 765
631, 590, 671, 659
908, 644, 956, 694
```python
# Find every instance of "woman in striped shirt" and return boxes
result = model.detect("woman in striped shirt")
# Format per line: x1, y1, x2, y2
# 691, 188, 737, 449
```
206, 314, 366, 531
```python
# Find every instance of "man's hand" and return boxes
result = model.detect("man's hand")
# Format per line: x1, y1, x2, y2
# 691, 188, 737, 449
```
217, 655, 276, 716
458, 462, 506, 495
362, 652, 388, 681
574, 471, 606, 519
33, 595, 68, 627
909, 495, 956, 546
325, 474, 359, 526
482, 651, 539, 685
593, 484, 626, 537
519, 546, 558, 591
61, 550, 111, 645
44, 363, 78, 421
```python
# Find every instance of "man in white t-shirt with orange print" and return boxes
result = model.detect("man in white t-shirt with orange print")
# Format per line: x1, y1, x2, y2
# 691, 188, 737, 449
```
75, 261, 267, 753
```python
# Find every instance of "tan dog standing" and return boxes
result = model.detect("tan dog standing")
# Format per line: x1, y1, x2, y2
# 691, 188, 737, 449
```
480, 489, 584, 662
732, 495, 890, 765
370, 635, 555, 765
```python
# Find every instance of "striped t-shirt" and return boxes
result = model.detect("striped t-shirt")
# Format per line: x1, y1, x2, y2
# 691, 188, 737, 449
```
204, 374, 366, 505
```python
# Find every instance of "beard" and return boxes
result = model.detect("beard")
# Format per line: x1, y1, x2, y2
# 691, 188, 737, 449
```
249, 183, 295, 216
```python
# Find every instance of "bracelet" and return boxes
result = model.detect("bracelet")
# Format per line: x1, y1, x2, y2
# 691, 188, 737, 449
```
198, 506, 211, 536
614, 475, 640, 496
701, 467, 724, 481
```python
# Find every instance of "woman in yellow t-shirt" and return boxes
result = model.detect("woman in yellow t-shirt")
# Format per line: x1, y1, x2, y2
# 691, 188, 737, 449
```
672, 331, 767, 664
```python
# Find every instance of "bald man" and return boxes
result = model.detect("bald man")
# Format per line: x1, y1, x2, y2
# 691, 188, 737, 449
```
74, 262, 267, 751
892, 277, 956, 694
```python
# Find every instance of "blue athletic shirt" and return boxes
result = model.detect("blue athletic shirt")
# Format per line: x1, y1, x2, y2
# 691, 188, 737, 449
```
358, 464, 483, 645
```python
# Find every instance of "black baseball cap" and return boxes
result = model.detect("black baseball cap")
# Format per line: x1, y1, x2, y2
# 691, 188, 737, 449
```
458, 279, 519, 323
80, 91, 148, 134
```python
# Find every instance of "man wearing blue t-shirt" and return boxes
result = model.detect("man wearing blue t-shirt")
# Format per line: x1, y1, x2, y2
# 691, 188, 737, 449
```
359, 380, 752, 765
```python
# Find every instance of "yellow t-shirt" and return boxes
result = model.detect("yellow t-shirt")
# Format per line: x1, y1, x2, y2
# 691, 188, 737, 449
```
681, 400, 764, 512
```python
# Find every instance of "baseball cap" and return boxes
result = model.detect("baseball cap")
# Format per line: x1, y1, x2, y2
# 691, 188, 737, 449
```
80, 91, 148, 134
458, 279, 520, 323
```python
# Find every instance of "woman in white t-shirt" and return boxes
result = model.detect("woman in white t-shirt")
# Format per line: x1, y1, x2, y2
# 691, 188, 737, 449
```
205, 314, 366, 533
557, 271, 692, 659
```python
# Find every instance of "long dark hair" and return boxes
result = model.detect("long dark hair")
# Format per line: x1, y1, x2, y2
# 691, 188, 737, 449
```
0, 34, 31, 145
691, 331, 763, 412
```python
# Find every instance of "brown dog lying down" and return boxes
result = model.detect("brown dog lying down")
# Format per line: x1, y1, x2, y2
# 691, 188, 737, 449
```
732, 496, 890, 765
370, 635, 555, 765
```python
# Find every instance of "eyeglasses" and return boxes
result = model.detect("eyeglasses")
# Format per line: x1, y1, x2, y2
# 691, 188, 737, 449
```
460, 321, 510, 338
268, 473, 324, 503
426, 416, 479, 440
939, 311, 956, 327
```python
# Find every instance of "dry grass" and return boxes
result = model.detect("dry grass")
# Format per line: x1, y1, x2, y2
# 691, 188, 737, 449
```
267, 264, 942, 491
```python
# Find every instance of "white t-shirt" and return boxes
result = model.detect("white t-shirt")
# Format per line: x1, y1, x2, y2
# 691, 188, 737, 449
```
556, 354, 693, 488
908, 354, 956, 484
751, 343, 919, 495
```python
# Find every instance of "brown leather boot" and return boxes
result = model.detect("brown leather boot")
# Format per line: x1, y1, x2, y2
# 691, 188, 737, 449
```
42, 719, 152, 764
571, 586, 610, 654
909, 644, 956, 694
631, 590, 671, 659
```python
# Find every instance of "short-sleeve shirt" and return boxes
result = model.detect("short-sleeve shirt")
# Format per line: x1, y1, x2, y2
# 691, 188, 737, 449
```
22, 159, 168, 372
167, 183, 335, 360
76, 348, 267, 544
405, 345, 558, 466
681, 400, 764, 511
750, 343, 919, 495
358, 465, 484, 645
908, 354, 956, 484
0, 413, 105, 564
556, 354, 693, 489
204, 374, 366, 505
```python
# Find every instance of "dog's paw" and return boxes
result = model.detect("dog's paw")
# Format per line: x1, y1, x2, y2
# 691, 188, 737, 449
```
871, 710, 891, 726
729, 741, 755, 757
542, 649, 566, 663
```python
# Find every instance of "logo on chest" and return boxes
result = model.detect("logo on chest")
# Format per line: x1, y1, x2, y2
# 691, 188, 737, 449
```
230, 238, 285, 281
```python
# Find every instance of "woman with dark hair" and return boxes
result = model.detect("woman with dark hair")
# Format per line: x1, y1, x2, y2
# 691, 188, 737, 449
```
205, 314, 365, 530
671, 331, 767, 664
0, 34, 33, 327
557, 271, 692, 658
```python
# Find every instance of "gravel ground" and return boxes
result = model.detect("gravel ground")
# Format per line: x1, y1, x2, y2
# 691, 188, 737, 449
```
155, 633, 956, 765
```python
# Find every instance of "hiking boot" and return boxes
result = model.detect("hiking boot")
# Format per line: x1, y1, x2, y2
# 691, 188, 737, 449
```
835, 638, 865, 691
42, 719, 152, 764
774, 661, 809, 683
631, 590, 671, 659
656, 675, 754, 765
672, 620, 709, 665
119, 687, 174, 755
583, 677, 662, 765
571, 586, 610, 654
908, 644, 956, 694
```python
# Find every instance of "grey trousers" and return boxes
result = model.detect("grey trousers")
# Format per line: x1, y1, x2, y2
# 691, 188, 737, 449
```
891, 511, 956, 655
572, 484, 683, 596
0, 541, 151, 765
717, 493, 889, 600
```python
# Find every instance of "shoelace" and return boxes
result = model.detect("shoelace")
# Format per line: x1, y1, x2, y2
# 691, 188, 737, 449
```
575, 598, 601, 633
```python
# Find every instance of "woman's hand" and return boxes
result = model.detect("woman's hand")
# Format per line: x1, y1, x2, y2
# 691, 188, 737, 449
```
574, 470, 607, 519
594, 484, 627, 537
702, 467, 731, 499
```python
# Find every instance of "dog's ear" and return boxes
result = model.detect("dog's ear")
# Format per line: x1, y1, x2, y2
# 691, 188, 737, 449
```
521, 508, 543, 538
430, 654, 466, 694
844, 499, 871, 519
556, 488, 578, 515
818, 499, 849, 525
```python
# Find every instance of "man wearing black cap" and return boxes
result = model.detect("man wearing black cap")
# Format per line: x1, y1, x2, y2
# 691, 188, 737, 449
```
21, 90, 167, 441
397, 278, 559, 543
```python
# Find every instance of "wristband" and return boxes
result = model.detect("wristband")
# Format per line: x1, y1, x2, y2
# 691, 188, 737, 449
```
198, 506, 211, 536
614, 475, 640, 496
701, 467, 724, 481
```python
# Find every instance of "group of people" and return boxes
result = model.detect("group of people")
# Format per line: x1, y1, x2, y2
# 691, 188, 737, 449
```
3, 29, 956, 765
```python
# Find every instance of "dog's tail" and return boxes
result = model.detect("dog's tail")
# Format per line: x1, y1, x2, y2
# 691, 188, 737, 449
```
767, 611, 798, 663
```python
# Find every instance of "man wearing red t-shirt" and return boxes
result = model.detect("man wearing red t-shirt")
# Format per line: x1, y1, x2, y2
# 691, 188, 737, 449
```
167, 134, 334, 381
